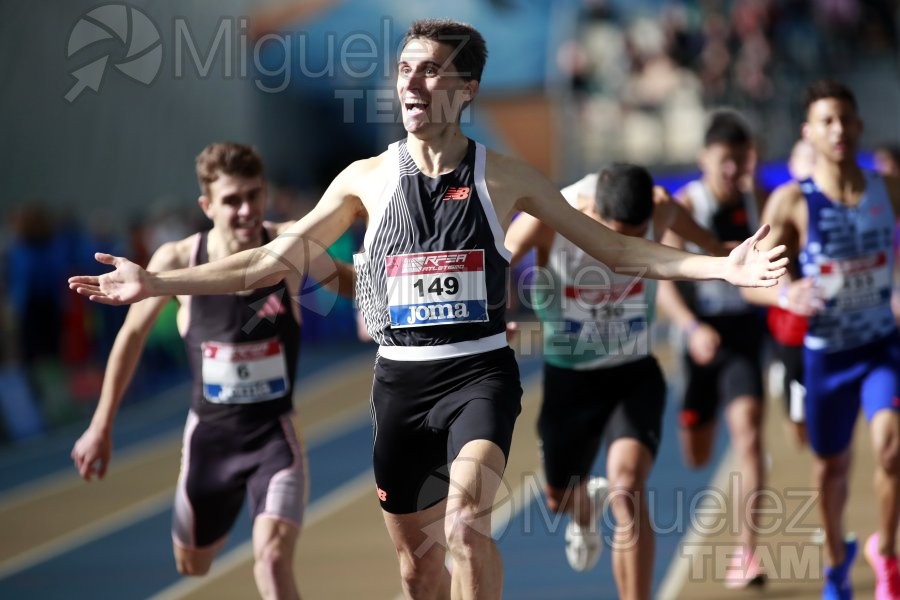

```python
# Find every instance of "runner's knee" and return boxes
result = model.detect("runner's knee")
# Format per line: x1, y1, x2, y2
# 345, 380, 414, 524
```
731, 423, 762, 459
174, 552, 213, 577
445, 503, 490, 560
815, 454, 850, 485
876, 439, 900, 475
396, 545, 446, 596
608, 470, 639, 502
254, 536, 292, 579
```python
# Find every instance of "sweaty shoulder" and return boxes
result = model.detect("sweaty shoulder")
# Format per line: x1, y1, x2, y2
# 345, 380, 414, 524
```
483, 149, 557, 225
653, 185, 673, 204
148, 235, 195, 271
764, 180, 805, 219
346, 152, 388, 184
483, 149, 534, 187
339, 152, 389, 208
759, 180, 807, 251
673, 182, 694, 210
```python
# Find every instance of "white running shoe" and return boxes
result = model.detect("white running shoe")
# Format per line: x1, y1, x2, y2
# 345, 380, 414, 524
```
587, 476, 609, 516
564, 477, 609, 572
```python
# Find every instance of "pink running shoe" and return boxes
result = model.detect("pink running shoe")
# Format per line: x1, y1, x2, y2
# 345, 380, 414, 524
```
865, 533, 900, 600
724, 545, 766, 590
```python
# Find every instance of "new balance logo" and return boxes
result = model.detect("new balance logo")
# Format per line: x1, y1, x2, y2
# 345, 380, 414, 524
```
442, 186, 470, 201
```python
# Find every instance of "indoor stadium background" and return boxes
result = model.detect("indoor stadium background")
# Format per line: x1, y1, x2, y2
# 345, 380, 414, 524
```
1, 1, 899, 598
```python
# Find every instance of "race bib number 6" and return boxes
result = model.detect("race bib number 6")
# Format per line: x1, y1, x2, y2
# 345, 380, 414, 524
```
201, 339, 288, 404
385, 250, 489, 327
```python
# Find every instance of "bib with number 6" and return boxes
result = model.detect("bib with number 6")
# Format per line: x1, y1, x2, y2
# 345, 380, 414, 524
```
201, 339, 288, 404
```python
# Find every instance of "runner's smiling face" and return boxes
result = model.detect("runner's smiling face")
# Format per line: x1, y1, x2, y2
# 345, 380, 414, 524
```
397, 38, 478, 134
200, 174, 266, 244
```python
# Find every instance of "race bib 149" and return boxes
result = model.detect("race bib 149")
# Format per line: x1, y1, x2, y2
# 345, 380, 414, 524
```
385, 250, 489, 328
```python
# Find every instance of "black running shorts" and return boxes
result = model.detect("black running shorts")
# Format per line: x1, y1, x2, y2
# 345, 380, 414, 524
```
538, 356, 666, 490
371, 346, 522, 514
